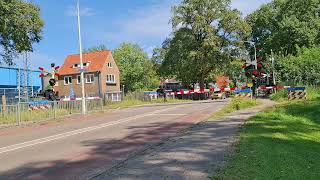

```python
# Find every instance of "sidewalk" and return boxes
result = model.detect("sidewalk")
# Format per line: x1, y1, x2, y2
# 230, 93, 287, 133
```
92, 99, 276, 180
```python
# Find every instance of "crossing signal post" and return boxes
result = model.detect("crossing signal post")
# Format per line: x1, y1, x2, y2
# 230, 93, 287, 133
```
39, 63, 60, 101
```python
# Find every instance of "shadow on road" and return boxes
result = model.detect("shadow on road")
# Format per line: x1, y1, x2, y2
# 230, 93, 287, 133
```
0, 102, 230, 180
1, 120, 201, 179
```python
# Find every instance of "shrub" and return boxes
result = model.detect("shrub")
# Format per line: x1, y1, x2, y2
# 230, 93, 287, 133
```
270, 89, 288, 101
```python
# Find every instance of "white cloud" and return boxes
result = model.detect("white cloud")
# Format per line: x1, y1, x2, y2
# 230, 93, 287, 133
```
65, 5, 96, 17
102, 0, 270, 52
25, 52, 54, 69
231, 0, 272, 16
142, 45, 157, 58
103, 1, 177, 46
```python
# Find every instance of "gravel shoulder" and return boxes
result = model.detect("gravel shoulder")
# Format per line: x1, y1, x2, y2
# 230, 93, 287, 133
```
92, 99, 276, 180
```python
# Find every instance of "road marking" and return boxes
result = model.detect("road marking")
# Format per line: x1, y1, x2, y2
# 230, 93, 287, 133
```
153, 114, 187, 116
0, 106, 185, 154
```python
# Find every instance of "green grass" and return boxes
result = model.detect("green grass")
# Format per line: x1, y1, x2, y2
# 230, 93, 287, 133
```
0, 98, 191, 125
213, 100, 320, 180
0, 109, 70, 125
105, 98, 192, 109
270, 86, 320, 102
211, 97, 260, 119
269, 89, 288, 101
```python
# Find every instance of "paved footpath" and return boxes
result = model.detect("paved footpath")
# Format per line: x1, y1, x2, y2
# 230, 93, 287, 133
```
0, 101, 227, 180
93, 99, 276, 180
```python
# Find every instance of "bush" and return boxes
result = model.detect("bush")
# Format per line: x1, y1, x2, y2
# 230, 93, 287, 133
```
270, 89, 288, 101
306, 86, 320, 101
276, 47, 320, 86
270, 86, 320, 102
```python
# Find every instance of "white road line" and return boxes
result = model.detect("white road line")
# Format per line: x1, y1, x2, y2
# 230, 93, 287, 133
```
153, 114, 187, 116
0, 105, 185, 154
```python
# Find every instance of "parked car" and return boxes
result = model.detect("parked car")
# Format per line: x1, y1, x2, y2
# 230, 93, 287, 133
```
211, 91, 226, 100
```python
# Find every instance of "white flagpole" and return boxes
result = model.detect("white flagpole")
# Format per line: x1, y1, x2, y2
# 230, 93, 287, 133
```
77, 0, 86, 114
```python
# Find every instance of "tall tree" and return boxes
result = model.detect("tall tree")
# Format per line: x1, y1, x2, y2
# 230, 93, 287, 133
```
0, 0, 44, 64
113, 43, 159, 92
83, 45, 108, 53
247, 0, 320, 56
159, 0, 250, 88
275, 47, 320, 85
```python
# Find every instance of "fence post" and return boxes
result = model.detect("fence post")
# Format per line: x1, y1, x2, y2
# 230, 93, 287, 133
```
100, 98, 103, 111
15, 104, 19, 126
53, 101, 57, 119
69, 101, 72, 114
17, 103, 21, 126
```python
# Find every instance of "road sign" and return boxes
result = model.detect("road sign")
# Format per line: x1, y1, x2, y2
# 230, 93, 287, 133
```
247, 83, 253, 88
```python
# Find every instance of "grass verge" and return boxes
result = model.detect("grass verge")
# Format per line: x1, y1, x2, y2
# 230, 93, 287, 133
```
270, 86, 320, 102
105, 98, 192, 109
213, 100, 320, 179
211, 97, 260, 119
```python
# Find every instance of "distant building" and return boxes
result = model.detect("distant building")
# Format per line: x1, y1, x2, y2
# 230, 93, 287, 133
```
55, 51, 120, 98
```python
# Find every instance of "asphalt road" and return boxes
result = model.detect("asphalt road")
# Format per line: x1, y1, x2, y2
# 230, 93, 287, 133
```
0, 101, 226, 180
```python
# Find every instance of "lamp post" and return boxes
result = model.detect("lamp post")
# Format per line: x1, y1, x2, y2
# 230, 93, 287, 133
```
270, 49, 277, 93
244, 41, 257, 70
244, 40, 258, 97
77, 0, 86, 114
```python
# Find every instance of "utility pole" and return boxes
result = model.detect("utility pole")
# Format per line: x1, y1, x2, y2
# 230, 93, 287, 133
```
244, 40, 258, 97
271, 49, 276, 92
77, 0, 86, 114
18, 65, 21, 103
244, 41, 257, 69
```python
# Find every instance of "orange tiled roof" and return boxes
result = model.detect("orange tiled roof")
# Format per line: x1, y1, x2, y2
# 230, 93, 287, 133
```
59, 50, 111, 75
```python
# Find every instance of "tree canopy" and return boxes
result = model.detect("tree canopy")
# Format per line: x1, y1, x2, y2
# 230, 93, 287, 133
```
157, 0, 250, 87
247, 0, 320, 56
0, 0, 44, 64
113, 43, 159, 92
275, 47, 320, 85
83, 45, 108, 53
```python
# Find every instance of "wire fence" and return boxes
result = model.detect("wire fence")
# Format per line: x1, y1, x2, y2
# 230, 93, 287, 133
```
0, 99, 103, 126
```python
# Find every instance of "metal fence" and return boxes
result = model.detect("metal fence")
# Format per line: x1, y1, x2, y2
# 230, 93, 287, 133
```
0, 87, 40, 105
105, 91, 122, 102
0, 99, 103, 126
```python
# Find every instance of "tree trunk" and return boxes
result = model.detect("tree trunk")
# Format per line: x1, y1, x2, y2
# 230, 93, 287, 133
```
199, 78, 205, 100
200, 79, 205, 90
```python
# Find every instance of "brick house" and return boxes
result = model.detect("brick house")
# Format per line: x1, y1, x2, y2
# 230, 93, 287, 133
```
55, 50, 120, 98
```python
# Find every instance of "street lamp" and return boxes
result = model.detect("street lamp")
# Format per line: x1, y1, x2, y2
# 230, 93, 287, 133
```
77, 0, 86, 114
244, 41, 257, 70
270, 49, 276, 87
244, 40, 258, 97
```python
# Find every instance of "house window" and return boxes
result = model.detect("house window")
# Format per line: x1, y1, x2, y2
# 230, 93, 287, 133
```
106, 74, 116, 83
73, 63, 79, 68
86, 74, 94, 83
64, 76, 72, 85
77, 75, 81, 84
107, 62, 112, 68
73, 62, 90, 68
83, 62, 90, 67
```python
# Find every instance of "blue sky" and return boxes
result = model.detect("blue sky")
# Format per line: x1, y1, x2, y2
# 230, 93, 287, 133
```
1, 0, 271, 86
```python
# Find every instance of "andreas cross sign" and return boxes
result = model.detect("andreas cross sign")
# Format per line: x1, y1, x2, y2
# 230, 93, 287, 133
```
39, 63, 60, 101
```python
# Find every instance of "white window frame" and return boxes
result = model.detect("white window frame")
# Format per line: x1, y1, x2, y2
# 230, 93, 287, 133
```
107, 62, 112, 68
106, 74, 116, 84
86, 74, 94, 83
64, 76, 72, 85
77, 75, 81, 84
83, 62, 90, 67
73, 63, 79, 68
